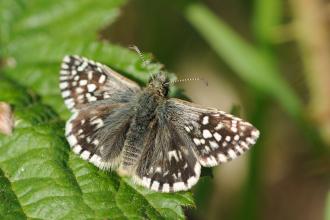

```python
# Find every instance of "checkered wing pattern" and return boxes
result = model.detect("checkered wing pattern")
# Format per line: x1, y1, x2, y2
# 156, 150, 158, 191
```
60, 55, 141, 111
165, 98, 260, 167
65, 102, 133, 170
134, 119, 201, 192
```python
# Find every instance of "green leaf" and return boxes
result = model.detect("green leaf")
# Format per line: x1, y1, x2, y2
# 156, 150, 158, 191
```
0, 1, 194, 219
0, 169, 26, 219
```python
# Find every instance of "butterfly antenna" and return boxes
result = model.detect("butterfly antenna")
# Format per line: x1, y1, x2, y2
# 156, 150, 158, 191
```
169, 77, 208, 86
129, 45, 150, 67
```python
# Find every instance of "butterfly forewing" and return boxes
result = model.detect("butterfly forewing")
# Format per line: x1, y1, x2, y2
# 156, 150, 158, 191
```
165, 98, 260, 167
60, 55, 141, 111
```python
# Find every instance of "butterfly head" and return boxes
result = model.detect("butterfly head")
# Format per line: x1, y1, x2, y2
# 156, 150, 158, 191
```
148, 72, 170, 96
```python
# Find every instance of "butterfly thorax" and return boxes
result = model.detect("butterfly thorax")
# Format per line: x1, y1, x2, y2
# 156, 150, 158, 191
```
146, 73, 170, 97
120, 87, 165, 171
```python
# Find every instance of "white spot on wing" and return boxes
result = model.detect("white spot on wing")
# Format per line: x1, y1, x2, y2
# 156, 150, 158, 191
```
207, 156, 218, 166
218, 153, 227, 162
240, 141, 248, 149
209, 141, 219, 149
90, 154, 101, 167
63, 56, 71, 63
203, 129, 212, 139
73, 145, 82, 154
75, 87, 84, 94
65, 112, 78, 135
162, 183, 170, 192
78, 62, 88, 71
60, 82, 68, 89
88, 71, 93, 80
87, 84, 96, 92
215, 123, 224, 130
202, 116, 209, 125
61, 63, 69, 69
60, 76, 69, 80
194, 163, 201, 176
252, 130, 260, 138
99, 75, 106, 83
142, 177, 151, 187
62, 90, 71, 98
247, 137, 256, 144
173, 182, 186, 191
187, 176, 197, 188
80, 151, 91, 160
64, 99, 75, 109
67, 135, 77, 146
79, 80, 88, 86
228, 149, 237, 159
91, 118, 104, 129
60, 70, 69, 75
193, 138, 201, 146
168, 150, 179, 161
235, 145, 244, 154
92, 139, 99, 145
213, 132, 222, 141
151, 181, 160, 191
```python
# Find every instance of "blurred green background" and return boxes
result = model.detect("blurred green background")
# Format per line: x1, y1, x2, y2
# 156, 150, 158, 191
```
1, 0, 330, 220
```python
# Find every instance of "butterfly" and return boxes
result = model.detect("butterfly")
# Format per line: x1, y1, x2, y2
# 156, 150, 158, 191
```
60, 55, 260, 192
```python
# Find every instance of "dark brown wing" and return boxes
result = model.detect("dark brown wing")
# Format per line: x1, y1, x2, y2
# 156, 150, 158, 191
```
60, 55, 141, 111
133, 119, 201, 192
65, 102, 134, 170
164, 98, 260, 167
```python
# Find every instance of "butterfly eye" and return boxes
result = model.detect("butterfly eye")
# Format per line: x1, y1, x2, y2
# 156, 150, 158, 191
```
162, 84, 169, 96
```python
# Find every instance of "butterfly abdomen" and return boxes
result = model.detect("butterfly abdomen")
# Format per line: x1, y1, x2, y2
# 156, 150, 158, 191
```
120, 90, 163, 170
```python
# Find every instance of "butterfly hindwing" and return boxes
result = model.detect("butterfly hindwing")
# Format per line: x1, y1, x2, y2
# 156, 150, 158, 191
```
65, 102, 134, 170
134, 119, 201, 192
165, 98, 260, 167
60, 55, 141, 111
